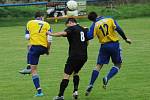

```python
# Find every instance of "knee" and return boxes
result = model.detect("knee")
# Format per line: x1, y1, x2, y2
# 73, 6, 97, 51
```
31, 65, 37, 75
114, 63, 122, 69
63, 73, 70, 80
95, 64, 103, 71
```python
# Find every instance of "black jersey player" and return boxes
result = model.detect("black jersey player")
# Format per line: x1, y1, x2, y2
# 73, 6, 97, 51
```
47, 18, 89, 100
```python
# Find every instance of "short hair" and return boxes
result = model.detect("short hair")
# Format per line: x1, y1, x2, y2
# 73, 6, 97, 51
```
35, 11, 44, 18
65, 18, 77, 24
88, 12, 98, 22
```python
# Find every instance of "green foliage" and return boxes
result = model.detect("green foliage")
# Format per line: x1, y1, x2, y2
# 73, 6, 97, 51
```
87, 3, 150, 19
0, 3, 150, 19
0, 18, 150, 100
0, 6, 46, 18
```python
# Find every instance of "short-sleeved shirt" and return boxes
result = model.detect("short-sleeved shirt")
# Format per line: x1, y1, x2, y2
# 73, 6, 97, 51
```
26, 20, 51, 48
64, 24, 88, 59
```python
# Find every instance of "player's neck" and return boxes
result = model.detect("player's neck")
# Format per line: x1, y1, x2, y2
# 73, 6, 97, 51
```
35, 17, 43, 21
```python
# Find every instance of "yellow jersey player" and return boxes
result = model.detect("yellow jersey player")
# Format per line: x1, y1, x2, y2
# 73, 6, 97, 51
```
85, 12, 131, 96
22, 11, 52, 97
19, 12, 52, 75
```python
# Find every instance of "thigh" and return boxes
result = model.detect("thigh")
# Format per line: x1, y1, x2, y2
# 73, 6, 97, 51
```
111, 43, 122, 64
64, 58, 87, 75
74, 58, 87, 74
64, 57, 74, 75
28, 46, 40, 65
97, 45, 110, 65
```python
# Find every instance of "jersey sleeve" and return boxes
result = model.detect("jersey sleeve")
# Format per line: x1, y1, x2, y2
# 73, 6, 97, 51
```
114, 20, 127, 40
87, 23, 95, 40
25, 21, 30, 40
64, 27, 72, 37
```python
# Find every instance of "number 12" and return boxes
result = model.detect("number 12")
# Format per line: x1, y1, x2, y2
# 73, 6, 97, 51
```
99, 24, 109, 36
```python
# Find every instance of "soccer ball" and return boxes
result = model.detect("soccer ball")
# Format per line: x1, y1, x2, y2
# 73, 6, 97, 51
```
67, 0, 78, 11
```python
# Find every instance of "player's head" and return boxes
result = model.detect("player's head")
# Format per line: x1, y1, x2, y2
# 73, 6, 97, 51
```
65, 18, 77, 27
35, 11, 44, 20
88, 11, 98, 22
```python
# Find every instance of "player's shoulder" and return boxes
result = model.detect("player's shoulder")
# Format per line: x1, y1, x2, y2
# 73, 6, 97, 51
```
43, 21, 50, 27
27, 20, 34, 25
104, 16, 115, 21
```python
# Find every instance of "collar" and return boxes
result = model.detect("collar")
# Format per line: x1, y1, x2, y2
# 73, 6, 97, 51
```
95, 16, 104, 22
35, 18, 43, 20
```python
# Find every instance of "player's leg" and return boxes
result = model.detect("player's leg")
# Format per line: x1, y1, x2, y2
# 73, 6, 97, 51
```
53, 58, 73, 100
73, 73, 79, 99
72, 59, 87, 99
19, 45, 31, 74
29, 46, 44, 96
86, 45, 110, 96
103, 42, 122, 88
85, 64, 103, 96
53, 73, 70, 100
31, 65, 43, 96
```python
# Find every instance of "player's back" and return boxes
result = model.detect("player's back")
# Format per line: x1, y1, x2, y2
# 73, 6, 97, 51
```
27, 20, 50, 47
66, 24, 88, 59
94, 18, 119, 44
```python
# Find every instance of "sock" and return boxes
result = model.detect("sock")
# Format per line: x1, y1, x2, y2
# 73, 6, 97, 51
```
89, 69, 99, 85
32, 74, 42, 94
27, 64, 31, 69
106, 66, 119, 81
73, 75, 79, 92
58, 79, 69, 97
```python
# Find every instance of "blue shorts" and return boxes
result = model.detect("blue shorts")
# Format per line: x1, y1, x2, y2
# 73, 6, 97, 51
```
97, 42, 122, 65
28, 45, 48, 65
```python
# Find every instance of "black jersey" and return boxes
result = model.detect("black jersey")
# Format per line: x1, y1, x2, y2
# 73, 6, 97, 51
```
64, 24, 88, 59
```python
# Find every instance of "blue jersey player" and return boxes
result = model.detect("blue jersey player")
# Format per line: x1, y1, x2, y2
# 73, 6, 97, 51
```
85, 12, 131, 96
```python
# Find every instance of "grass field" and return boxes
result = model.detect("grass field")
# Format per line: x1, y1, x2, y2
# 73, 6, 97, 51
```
0, 17, 150, 100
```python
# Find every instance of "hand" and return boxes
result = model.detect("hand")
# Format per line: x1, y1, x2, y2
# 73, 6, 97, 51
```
125, 38, 132, 44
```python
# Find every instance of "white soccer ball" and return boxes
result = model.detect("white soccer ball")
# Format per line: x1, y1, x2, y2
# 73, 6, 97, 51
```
67, 0, 78, 11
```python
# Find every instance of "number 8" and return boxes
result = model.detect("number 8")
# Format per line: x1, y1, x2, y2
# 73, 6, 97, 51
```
80, 31, 85, 42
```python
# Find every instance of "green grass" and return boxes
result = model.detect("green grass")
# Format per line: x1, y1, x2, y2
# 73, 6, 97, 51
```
0, 17, 150, 100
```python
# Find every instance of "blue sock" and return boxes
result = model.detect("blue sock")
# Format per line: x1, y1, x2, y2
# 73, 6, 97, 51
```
89, 70, 99, 85
32, 74, 42, 94
106, 66, 119, 81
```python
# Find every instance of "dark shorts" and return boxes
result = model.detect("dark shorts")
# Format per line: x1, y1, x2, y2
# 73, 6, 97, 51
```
28, 45, 48, 65
97, 42, 122, 65
64, 57, 87, 75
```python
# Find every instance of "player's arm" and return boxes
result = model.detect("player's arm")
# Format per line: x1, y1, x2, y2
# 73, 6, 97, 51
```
46, 27, 53, 55
86, 23, 95, 40
25, 28, 30, 40
114, 20, 132, 44
47, 31, 67, 37
46, 35, 52, 55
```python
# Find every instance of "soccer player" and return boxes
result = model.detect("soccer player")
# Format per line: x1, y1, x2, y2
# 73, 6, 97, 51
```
47, 18, 89, 100
19, 13, 52, 75
24, 11, 52, 96
85, 12, 132, 96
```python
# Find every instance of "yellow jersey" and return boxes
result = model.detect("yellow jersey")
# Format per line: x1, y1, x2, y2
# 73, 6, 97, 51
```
26, 19, 51, 48
93, 17, 119, 44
